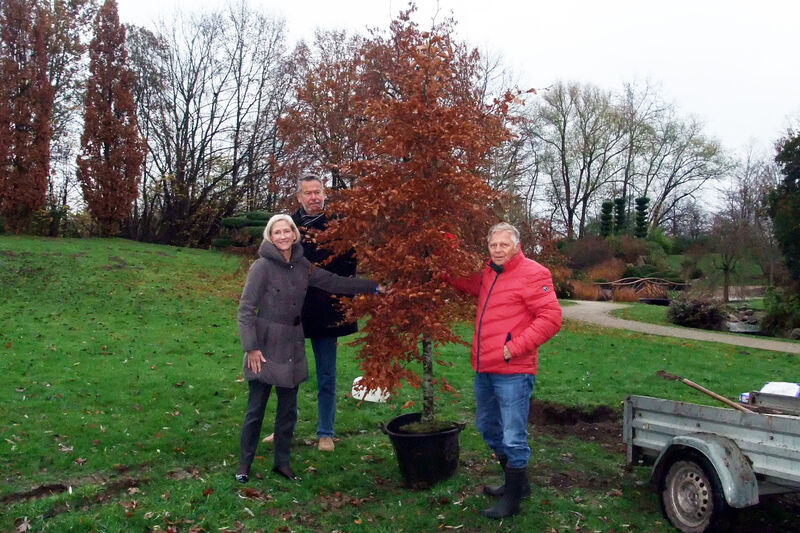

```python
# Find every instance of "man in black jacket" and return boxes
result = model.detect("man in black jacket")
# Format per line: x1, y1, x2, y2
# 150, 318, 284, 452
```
291, 174, 358, 452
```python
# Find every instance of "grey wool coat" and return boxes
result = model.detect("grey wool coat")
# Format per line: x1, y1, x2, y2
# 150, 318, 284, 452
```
237, 239, 377, 387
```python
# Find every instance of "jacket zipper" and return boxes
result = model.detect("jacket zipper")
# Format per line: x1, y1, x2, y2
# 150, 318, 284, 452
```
475, 270, 501, 372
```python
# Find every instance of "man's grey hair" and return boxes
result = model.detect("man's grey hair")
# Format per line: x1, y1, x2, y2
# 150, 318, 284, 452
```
296, 174, 324, 194
487, 222, 520, 247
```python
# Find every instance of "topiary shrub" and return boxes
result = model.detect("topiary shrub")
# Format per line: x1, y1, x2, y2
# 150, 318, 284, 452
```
246, 226, 266, 238
667, 294, 728, 330
245, 211, 271, 222
220, 216, 249, 228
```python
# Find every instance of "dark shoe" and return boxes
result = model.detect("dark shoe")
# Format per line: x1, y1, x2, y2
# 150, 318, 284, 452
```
234, 473, 248, 484
481, 466, 526, 519
272, 464, 298, 481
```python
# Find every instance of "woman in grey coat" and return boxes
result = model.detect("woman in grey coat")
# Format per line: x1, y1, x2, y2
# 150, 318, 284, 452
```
235, 214, 379, 483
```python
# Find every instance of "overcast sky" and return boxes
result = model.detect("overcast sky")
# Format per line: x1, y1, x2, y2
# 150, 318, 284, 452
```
117, 0, 800, 158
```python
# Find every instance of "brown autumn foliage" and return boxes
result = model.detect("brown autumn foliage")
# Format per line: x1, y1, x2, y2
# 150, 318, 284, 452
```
317, 9, 517, 422
519, 217, 571, 297
76, 0, 145, 236
277, 30, 367, 194
586, 257, 626, 282
611, 286, 638, 302
569, 280, 599, 301
0, 0, 54, 232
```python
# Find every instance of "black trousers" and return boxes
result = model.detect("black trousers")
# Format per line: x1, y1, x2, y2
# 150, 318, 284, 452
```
238, 380, 298, 471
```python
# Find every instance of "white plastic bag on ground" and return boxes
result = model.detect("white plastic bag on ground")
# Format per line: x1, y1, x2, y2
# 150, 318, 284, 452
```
351, 376, 390, 402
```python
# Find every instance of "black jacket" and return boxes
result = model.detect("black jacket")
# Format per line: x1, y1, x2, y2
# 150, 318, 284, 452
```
291, 209, 358, 338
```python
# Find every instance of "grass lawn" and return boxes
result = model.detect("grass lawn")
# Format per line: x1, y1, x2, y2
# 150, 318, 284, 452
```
2, 237, 798, 532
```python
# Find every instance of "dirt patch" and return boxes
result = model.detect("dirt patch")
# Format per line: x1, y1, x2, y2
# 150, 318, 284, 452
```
102, 256, 129, 270
530, 399, 624, 454
0, 249, 18, 257
0, 475, 144, 506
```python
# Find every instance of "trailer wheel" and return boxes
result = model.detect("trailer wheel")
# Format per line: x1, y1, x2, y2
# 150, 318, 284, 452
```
659, 451, 729, 533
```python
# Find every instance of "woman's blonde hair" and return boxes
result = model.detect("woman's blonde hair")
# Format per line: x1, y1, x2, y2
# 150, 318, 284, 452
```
263, 214, 300, 244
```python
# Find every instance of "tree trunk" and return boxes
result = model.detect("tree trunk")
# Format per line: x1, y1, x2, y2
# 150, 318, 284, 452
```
421, 338, 434, 424
723, 268, 730, 302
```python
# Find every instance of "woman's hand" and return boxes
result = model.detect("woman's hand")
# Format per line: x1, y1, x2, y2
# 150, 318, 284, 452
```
376, 284, 388, 294
246, 349, 267, 374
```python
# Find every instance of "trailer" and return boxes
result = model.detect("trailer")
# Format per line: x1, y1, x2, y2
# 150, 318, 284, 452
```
623, 393, 800, 532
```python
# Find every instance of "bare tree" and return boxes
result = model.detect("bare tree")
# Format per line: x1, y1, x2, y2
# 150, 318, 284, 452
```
530, 81, 627, 239
134, 3, 293, 245
635, 113, 728, 229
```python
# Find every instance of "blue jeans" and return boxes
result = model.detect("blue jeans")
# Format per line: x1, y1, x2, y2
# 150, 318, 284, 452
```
311, 336, 338, 438
474, 372, 536, 468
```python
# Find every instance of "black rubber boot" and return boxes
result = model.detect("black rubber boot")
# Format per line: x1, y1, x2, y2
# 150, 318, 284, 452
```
482, 455, 508, 497
484, 457, 530, 499
480, 466, 526, 519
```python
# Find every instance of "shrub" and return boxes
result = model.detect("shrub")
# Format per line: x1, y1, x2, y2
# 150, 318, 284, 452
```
569, 280, 599, 301
245, 210, 272, 222
211, 237, 234, 248
246, 226, 266, 238
612, 287, 638, 302
622, 264, 659, 279
647, 226, 672, 253
680, 258, 704, 281
667, 294, 728, 330
550, 264, 573, 299
587, 258, 626, 283
762, 287, 800, 336
615, 235, 649, 263
563, 237, 615, 270
220, 216, 249, 228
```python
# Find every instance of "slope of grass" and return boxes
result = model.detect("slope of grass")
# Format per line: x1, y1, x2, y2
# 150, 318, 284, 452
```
1, 237, 797, 532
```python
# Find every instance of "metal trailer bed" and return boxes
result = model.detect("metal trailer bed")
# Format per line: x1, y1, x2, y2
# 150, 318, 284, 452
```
623, 393, 800, 532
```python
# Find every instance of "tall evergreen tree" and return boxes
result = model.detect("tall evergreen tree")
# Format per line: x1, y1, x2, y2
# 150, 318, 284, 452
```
0, 0, 54, 232
769, 132, 800, 283
77, 0, 144, 235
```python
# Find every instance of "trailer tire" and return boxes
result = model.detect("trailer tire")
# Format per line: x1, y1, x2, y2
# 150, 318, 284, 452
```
659, 450, 729, 532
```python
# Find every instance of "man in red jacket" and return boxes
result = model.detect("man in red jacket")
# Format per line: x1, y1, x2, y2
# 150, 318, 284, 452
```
448, 222, 562, 519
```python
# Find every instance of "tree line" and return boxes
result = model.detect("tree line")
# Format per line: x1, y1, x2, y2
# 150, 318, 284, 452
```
0, 0, 793, 254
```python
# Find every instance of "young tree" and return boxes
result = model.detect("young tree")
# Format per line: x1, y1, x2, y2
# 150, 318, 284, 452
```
320, 9, 515, 423
0, 0, 54, 232
76, 0, 145, 235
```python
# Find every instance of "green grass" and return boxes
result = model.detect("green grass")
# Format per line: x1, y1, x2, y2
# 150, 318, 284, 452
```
2, 237, 798, 532
667, 253, 765, 284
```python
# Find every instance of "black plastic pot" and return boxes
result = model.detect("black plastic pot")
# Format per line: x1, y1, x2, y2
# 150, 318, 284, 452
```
380, 412, 465, 488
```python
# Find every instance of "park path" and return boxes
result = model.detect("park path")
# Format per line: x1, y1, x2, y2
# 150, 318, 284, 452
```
561, 300, 800, 354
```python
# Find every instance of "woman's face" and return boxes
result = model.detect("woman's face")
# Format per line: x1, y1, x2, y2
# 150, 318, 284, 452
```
270, 220, 296, 253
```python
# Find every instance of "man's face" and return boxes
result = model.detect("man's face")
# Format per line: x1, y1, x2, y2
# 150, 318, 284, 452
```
297, 180, 326, 215
488, 230, 520, 266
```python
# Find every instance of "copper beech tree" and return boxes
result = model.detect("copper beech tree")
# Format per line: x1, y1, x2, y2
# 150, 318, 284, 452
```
319, 10, 517, 423
0, 0, 53, 232
76, 0, 144, 236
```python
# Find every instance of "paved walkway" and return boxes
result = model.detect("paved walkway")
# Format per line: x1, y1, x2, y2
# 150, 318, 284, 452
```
561, 300, 800, 354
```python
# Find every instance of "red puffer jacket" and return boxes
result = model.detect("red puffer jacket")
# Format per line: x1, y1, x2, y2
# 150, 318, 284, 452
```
448, 251, 562, 375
